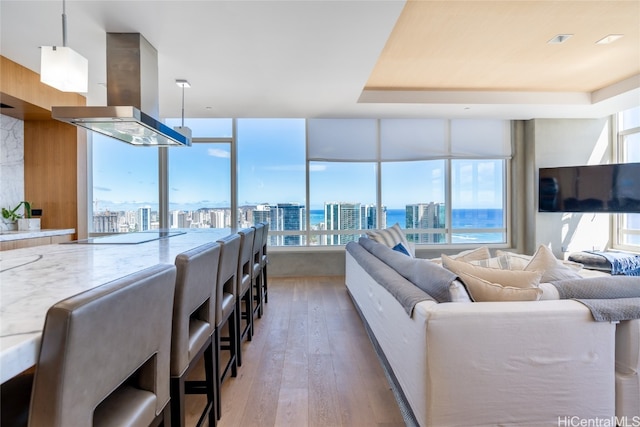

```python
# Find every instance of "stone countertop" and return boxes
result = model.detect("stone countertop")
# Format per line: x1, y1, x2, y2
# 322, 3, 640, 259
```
0, 228, 75, 242
0, 228, 233, 383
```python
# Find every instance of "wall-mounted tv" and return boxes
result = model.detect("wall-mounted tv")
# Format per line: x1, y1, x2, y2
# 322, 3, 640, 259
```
539, 163, 640, 213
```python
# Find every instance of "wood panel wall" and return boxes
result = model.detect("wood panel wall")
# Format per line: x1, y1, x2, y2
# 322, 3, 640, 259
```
1, 55, 87, 239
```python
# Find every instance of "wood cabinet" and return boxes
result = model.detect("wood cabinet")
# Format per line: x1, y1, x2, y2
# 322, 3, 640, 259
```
0, 233, 74, 251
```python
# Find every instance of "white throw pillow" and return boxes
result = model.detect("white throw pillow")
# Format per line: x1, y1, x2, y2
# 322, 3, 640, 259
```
430, 246, 491, 265
367, 223, 414, 257
469, 254, 511, 269
450, 279, 473, 302
457, 271, 543, 302
442, 254, 542, 289
496, 250, 583, 272
523, 245, 584, 282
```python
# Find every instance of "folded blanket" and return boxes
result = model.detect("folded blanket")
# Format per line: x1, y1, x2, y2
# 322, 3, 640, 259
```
585, 251, 640, 276
346, 241, 434, 316
552, 276, 640, 321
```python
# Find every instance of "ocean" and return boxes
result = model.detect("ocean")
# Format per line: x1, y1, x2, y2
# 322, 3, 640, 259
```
310, 208, 505, 244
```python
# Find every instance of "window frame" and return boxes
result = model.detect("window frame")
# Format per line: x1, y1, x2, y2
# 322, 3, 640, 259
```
612, 112, 640, 252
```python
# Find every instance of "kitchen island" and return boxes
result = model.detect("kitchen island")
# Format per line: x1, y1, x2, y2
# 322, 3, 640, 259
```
0, 228, 233, 383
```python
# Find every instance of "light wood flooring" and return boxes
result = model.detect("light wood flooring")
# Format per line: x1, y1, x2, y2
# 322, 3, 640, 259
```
185, 276, 405, 427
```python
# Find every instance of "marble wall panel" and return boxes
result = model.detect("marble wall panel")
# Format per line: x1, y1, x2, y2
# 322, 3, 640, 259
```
1, 114, 25, 230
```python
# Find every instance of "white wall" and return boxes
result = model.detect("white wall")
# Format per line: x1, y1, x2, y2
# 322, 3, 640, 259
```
525, 118, 612, 258
0, 114, 25, 230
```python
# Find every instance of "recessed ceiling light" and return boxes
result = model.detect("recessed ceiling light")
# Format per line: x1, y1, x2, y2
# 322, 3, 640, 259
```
596, 34, 624, 45
175, 79, 191, 88
548, 34, 573, 44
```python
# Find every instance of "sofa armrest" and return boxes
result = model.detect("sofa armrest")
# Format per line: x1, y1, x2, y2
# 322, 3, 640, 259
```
419, 300, 616, 426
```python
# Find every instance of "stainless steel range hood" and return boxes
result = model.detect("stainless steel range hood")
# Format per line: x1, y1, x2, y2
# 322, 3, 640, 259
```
52, 33, 191, 147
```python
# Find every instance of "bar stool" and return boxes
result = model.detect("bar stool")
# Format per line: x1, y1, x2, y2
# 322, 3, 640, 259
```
236, 227, 256, 367
170, 242, 220, 427
214, 233, 241, 419
260, 221, 270, 305
1, 264, 177, 427
250, 223, 265, 319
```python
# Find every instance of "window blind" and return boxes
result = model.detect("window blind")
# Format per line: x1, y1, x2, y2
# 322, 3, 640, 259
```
307, 118, 511, 161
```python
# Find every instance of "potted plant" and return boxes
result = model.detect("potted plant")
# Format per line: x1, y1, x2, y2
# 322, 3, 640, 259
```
2, 201, 40, 231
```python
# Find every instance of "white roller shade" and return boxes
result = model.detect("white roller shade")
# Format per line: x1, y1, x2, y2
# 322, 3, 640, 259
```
307, 118, 511, 161
380, 119, 447, 160
450, 119, 511, 158
307, 119, 378, 161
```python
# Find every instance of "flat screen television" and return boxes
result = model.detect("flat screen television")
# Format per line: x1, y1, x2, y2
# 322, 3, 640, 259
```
538, 163, 640, 213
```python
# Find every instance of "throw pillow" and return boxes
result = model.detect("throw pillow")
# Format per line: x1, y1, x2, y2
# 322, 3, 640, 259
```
442, 254, 542, 289
392, 242, 411, 257
367, 223, 414, 257
469, 254, 511, 269
523, 245, 584, 282
457, 271, 543, 302
429, 246, 491, 265
450, 279, 473, 302
496, 250, 583, 272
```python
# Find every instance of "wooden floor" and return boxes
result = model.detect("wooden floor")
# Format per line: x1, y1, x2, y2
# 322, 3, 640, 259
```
185, 276, 405, 427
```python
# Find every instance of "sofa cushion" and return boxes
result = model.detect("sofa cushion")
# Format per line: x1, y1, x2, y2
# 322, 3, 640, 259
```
367, 223, 414, 257
442, 254, 542, 289
457, 271, 543, 302
359, 237, 457, 303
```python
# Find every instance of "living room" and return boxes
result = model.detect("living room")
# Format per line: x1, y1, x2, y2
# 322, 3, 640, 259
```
0, 1, 639, 426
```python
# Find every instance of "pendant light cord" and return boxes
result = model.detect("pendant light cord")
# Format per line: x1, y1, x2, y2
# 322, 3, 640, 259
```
61, 0, 68, 47
181, 84, 185, 127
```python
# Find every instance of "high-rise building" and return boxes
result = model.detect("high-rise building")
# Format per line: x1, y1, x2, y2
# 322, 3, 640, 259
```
210, 210, 226, 228
406, 202, 446, 243
276, 203, 305, 246
324, 202, 361, 245
93, 211, 118, 233
137, 207, 151, 231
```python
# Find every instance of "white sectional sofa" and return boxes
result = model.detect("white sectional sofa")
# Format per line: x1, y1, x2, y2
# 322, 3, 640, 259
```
344, 237, 639, 427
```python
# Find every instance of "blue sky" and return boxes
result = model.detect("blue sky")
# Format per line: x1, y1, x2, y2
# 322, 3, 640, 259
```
92, 118, 504, 212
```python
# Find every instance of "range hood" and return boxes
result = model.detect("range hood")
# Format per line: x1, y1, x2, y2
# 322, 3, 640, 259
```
52, 33, 191, 147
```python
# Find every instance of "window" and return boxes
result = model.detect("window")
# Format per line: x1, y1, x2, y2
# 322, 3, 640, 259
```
237, 119, 306, 245
91, 134, 159, 233
615, 106, 640, 250
381, 161, 446, 243
305, 118, 510, 247
451, 159, 506, 244
90, 117, 510, 247
167, 141, 231, 228
309, 162, 377, 245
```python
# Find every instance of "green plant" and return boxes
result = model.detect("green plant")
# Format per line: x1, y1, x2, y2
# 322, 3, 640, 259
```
2, 201, 31, 221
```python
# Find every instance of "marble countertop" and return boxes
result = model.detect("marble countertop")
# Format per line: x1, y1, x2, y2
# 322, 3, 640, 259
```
0, 228, 233, 383
0, 228, 75, 242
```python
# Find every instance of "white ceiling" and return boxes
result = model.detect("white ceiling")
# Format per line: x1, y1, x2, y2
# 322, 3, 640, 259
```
1, 0, 639, 120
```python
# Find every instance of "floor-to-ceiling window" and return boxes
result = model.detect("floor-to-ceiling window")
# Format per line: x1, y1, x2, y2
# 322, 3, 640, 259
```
91, 133, 159, 232
614, 105, 640, 250
165, 118, 232, 229
237, 119, 306, 245
90, 117, 510, 248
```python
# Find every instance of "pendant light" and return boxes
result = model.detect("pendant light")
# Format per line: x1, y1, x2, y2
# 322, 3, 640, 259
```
40, 0, 88, 93
173, 79, 192, 140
